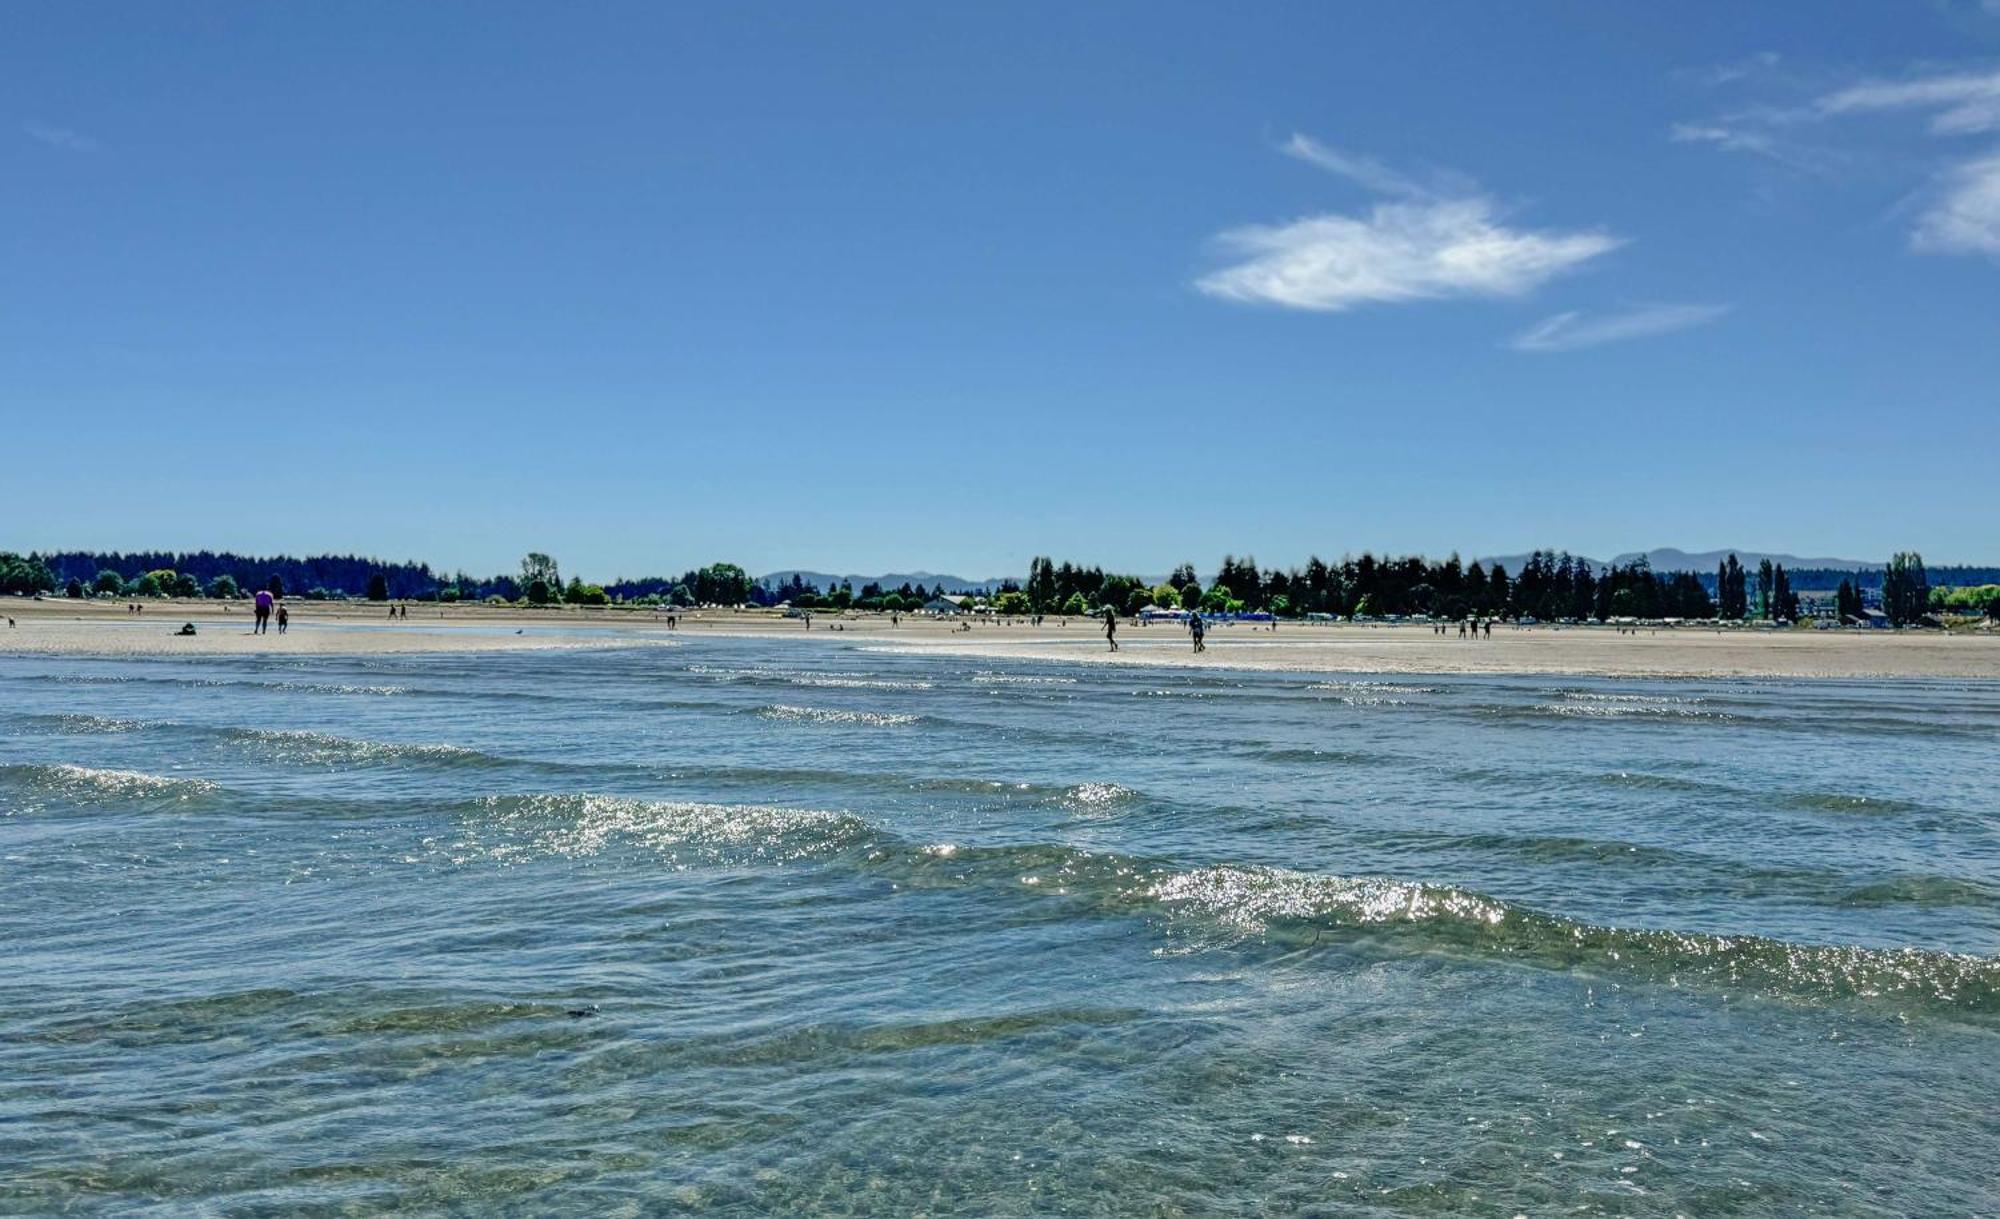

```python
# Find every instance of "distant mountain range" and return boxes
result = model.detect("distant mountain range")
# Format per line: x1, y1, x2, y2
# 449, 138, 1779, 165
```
1475, 548, 1880, 575
758, 570, 1006, 594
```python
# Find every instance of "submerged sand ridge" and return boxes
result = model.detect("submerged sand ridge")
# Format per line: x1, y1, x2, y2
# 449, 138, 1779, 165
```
3, 596, 1997, 679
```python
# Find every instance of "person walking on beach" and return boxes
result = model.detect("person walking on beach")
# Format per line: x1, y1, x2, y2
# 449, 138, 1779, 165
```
1103, 607, 1118, 652
276, 604, 289, 634
253, 588, 273, 635
1191, 611, 1206, 653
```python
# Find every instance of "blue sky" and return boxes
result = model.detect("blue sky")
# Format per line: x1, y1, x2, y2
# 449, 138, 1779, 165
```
7, 2, 1999, 580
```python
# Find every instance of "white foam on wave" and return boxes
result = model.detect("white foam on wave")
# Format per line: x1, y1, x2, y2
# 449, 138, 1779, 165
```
758, 704, 921, 727
1146, 865, 1507, 932
690, 665, 933, 690
459, 793, 870, 865
234, 727, 494, 765
12, 763, 217, 800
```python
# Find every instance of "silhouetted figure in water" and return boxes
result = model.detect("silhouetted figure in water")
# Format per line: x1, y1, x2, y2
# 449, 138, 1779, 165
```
1103, 607, 1118, 652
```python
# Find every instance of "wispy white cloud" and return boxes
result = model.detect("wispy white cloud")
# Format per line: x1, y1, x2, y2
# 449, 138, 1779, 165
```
1509, 303, 1731, 353
23, 121, 98, 152
1668, 119, 1835, 174
1694, 50, 1782, 87
1817, 67, 2000, 134
1678, 62, 2000, 262
1912, 152, 2000, 256
1278, 133, 1457, 200
1811, 66, 2000, 259
1670, 121, 1781, 157
1198, 138, 1621, 312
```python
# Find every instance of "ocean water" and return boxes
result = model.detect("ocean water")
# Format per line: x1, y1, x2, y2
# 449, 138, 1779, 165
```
2, 638, 1997, 1216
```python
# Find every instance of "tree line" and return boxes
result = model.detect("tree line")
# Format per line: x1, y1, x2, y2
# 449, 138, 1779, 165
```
34, 551, 444, 601
8, 546, 1992, 626
987, 551, 1718, 621
1743, 563, 2000, 593
985, 549, 1992, 626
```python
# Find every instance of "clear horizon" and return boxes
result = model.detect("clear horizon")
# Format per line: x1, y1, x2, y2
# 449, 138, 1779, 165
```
9, 4, 1999, 577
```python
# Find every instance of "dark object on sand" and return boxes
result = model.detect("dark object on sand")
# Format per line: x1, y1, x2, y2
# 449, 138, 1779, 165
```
175, 623, 197, 636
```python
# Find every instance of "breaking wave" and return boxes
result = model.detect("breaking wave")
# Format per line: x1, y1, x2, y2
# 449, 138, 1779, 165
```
0, 762, 218, 805
441, 798, 2000, 1019
222, 726, 517, 768
452, 793, 877, 866
755, 705, 922, 727
690, 665, 934, 691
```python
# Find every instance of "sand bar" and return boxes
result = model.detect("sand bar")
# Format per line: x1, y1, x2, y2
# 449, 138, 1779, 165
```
4, 597, 1997, 679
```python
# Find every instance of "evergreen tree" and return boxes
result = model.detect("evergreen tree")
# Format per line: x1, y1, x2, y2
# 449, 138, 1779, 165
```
1573, 561, 1599, 621
1026, 557, 1058, 612
1772, 564, 1799, 622
1882, 552, 1930, 626
1835, 578, 1860, 622
1715, 555, 1748, 620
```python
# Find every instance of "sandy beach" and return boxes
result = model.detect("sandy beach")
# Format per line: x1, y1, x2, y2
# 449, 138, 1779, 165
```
5, 596, 1997, 679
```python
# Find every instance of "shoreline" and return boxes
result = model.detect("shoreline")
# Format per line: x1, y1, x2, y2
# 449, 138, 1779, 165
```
4, 597, 1998, 680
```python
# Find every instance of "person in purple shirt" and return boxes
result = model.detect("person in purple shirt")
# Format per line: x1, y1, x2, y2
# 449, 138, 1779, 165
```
253, 589, 274, 635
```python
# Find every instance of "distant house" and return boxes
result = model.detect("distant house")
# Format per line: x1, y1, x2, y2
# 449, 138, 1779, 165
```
1857, 608, 1891, 629
923, 595, 967, 614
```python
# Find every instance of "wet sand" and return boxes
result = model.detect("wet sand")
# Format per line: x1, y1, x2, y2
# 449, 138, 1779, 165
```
4, 597, 1996, 679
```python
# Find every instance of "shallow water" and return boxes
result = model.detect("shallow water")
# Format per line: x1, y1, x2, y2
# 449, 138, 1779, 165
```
2, 640, 1997, 1215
